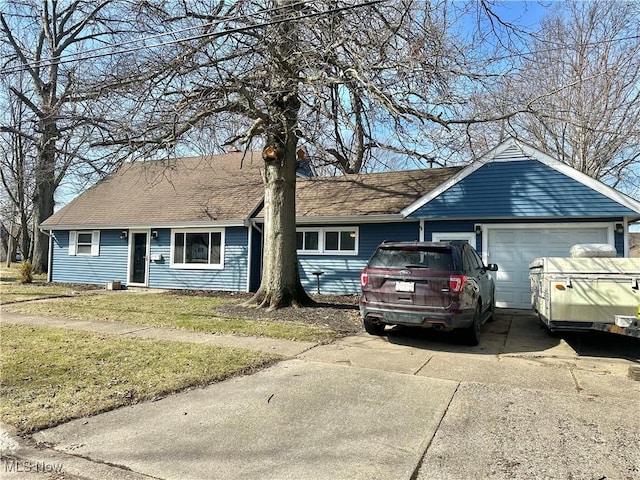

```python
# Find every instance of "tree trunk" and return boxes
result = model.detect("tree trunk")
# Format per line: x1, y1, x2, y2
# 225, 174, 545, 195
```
247, 145, 313, 309
244, 0, 313, 309
31, 117, 57, 274
31, 181, 54, 273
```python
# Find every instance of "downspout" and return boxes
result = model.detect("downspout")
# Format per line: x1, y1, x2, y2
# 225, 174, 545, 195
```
245, 220, 252, 293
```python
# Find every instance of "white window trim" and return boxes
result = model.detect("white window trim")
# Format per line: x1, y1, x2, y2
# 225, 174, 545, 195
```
69, 230, 100, 256
296, 228, 322, 254
431, 232, 476, 249
170, 228, 225, 269
297, 227, 359, 256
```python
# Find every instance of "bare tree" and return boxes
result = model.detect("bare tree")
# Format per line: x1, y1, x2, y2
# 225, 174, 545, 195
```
96, 0, 524, 308
462, 1, 640, 194
0, 1, 138, 273
0, 73, 36, 264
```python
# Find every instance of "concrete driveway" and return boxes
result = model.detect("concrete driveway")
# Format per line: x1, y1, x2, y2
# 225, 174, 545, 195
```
6, 310, 640, 479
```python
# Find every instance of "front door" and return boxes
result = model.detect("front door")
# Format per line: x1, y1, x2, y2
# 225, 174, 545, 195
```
130, 231, 149, 285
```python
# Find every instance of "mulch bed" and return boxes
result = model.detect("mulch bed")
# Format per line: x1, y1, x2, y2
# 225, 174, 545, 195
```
202, 292, 363, 335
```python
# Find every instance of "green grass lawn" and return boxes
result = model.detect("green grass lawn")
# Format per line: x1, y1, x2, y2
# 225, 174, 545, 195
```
0, 264, 78, 304
0, 324, 279, 434
7, 291, 338, 343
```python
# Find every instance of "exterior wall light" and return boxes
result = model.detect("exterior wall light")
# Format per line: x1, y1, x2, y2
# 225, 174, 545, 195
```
151, 230, 159, 240
615, 223, 624, 234
120, 230, 128, 240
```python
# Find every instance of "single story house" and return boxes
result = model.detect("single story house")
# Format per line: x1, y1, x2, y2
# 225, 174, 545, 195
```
41, 139, 640, 309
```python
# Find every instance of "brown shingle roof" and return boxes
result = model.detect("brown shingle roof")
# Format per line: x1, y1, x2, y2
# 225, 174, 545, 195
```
42, 152, 265, 228
42, 151, 463, 228
291, 167, 463, 217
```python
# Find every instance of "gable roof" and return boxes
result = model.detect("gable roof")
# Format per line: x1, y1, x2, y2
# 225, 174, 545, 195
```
402, 138, 640, 219
41, 152, 265, 229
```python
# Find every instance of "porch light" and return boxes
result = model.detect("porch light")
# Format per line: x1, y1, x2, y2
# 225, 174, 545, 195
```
151, 231, 159, 240
615, 223, 624, 234
120, 231, 128, 240
474, 224, 482, 234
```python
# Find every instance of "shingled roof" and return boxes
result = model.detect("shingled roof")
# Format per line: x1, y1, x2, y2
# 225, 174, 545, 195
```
41, 152, 265, 229
291, 167, 463, 218
41, 150, 464, 228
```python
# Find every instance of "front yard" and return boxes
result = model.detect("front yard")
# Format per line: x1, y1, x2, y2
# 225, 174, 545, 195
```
0, 265, 90, 304
0, 266, 360, 434
0, 323, 278, 434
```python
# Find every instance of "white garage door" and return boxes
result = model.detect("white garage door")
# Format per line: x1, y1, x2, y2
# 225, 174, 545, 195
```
487, 226, 609, 309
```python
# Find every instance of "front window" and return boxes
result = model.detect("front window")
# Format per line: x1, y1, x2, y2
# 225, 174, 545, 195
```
297, 227, 358, 255
69, 230, 100, 256
172, 230, 223, 268
76, 232, 93, 255
296, 231, 320, 252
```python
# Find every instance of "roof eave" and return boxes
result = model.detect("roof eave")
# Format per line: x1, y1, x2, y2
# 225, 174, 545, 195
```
252, 214, 406, 225
40, 219, 248, 231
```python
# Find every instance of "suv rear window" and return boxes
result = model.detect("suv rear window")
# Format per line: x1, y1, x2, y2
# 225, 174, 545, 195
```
368, 246, 453, 270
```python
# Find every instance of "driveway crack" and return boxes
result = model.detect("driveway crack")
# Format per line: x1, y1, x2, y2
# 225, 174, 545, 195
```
410, 381, 460, 480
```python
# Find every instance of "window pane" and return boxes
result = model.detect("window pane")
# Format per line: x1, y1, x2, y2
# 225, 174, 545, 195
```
305, 231, 319, 250
76, 245, 92, 255
340, 231, 356, 251
186, 232, 209, 263
77, 233, 92, 244
174, 233, 185, 263
296, 232, 304, 250
209, 232, 221, 264
325, 231, 339, 250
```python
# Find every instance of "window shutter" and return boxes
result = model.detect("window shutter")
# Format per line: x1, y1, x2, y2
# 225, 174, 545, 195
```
69, 231, 77, 256
91, 231, 100, 256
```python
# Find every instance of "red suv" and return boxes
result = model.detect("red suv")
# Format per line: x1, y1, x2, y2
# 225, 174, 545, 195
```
359, 241, 498, 345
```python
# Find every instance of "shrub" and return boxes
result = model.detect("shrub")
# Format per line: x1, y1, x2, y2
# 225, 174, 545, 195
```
19, 261, 33, 284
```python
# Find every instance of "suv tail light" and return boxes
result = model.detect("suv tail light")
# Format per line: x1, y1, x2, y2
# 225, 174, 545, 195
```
449, 274, 467, 293
360, 269, 368, 287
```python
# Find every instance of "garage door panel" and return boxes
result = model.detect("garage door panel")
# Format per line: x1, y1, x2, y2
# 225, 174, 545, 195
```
488, 226, 609, 309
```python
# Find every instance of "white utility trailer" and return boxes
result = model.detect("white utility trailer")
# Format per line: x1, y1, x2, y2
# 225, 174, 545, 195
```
529, 244, 640, 338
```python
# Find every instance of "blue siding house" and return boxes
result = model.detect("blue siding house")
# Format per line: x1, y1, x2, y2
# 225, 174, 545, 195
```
41, 139, 640, 309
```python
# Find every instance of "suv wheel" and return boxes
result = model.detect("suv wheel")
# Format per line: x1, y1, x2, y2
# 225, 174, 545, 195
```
364, 317, 385, 336
460, 303, 481, 346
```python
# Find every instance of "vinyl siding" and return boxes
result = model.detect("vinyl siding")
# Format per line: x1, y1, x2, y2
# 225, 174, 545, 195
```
149, 227, 249, 291
409, 160, 639, 219
297, 222, 419, 295
50, 230, 128, 285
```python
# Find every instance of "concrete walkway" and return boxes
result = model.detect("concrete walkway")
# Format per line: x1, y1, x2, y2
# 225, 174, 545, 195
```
2, 308, 639, 479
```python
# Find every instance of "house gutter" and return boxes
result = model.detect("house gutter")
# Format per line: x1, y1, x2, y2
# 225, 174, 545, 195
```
251, 214, 406, 225
39, 220, 247, 230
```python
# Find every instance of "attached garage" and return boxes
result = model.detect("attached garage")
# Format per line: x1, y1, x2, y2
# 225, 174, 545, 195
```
485, 224, 610, 308
405, 138, 640, 310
